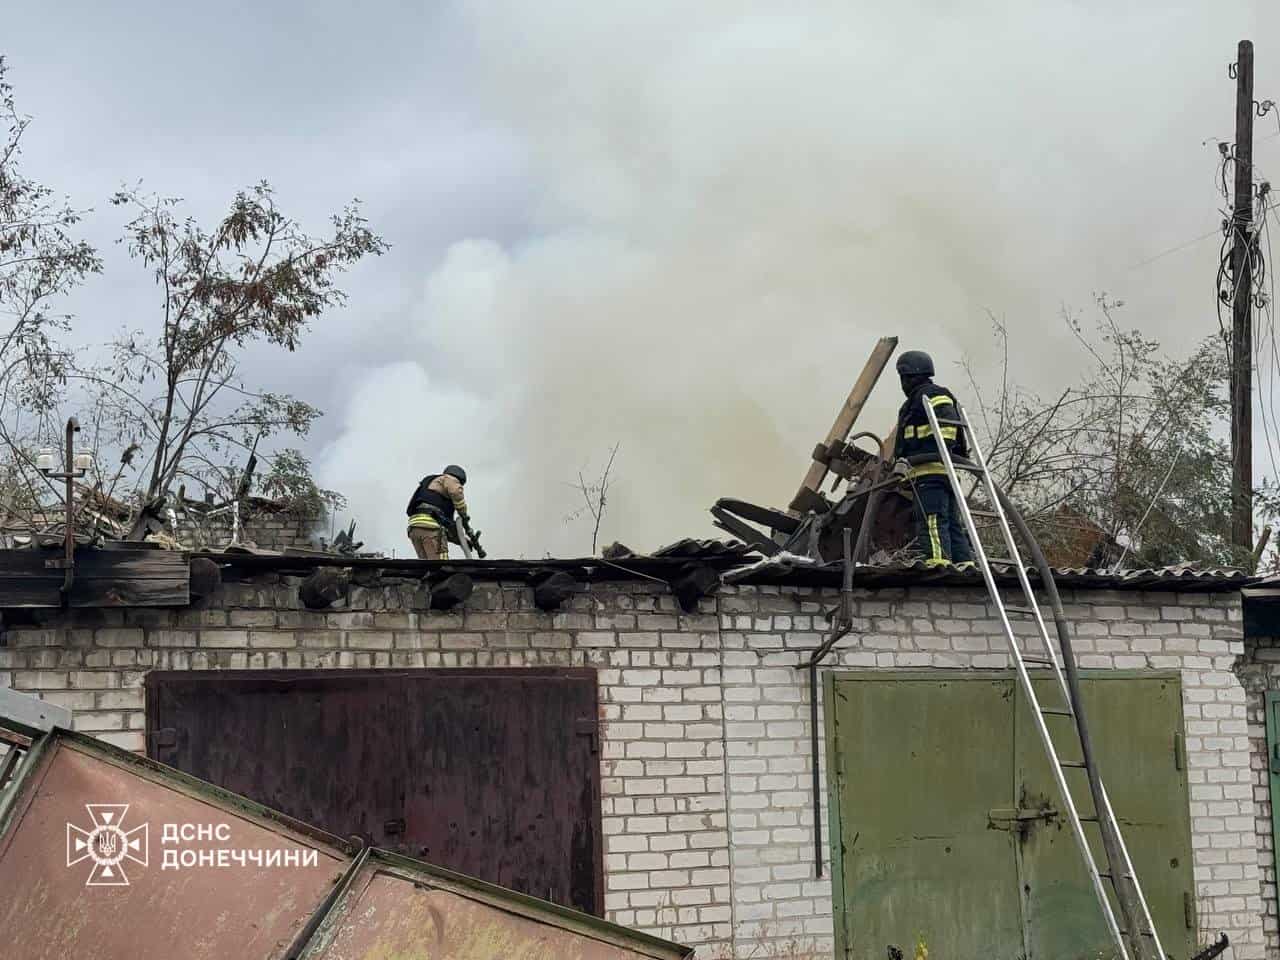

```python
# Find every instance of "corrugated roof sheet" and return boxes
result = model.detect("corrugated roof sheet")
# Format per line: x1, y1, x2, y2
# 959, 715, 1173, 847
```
649, 538, 758, 560
196, 549, 1255, 593
726, 558, 1254, 592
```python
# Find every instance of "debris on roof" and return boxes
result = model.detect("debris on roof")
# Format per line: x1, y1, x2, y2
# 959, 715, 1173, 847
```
605, 538, 758, 562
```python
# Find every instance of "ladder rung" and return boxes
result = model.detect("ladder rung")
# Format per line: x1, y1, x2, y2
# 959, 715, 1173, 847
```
986, 557, 1018, 566
971, 510, 1001, 519
935, 417, 965, 427
1041, 707, 1074, 717
1060, 760, 1088, 768
1098, 872, 1134, 881
1019, 656, 1056, 666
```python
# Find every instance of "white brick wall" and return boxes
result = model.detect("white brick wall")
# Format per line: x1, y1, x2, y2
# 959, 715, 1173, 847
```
1238, 636, 1280, 959
0, 574, 1267, 957
717, 584, 1264, 960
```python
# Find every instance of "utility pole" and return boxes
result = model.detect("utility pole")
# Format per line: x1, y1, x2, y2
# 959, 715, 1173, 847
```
1230, 39, 1255, 554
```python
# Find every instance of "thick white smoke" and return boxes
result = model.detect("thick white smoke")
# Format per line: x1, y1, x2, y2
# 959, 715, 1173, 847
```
319, 1, 1276, 558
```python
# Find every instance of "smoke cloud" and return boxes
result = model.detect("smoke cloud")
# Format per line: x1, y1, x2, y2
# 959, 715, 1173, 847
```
319, 1, 1276, 558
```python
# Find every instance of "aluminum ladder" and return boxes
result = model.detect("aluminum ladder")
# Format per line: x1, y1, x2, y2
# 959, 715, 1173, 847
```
922, 397, 1164, 960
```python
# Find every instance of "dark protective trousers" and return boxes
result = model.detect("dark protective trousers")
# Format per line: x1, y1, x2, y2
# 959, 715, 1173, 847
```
911, 475, 974, 567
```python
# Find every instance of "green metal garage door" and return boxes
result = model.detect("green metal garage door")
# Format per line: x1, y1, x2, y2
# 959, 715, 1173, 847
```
825, 671, 1195, 960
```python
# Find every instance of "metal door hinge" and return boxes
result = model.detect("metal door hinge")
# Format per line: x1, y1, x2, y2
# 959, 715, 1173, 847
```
1175, 732, 1186, 771
1184, 891, 1195, 929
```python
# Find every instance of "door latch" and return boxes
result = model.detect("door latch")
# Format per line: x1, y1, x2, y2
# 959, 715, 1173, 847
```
987, 807, 1059, 830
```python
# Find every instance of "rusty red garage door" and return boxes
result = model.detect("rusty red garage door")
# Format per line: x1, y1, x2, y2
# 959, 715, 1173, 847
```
145, 668, 603, 915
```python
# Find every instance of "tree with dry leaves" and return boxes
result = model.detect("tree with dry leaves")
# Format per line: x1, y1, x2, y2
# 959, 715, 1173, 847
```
67, 183, 387, 537
962, 297, 1249, 569
0, 57, 101, 524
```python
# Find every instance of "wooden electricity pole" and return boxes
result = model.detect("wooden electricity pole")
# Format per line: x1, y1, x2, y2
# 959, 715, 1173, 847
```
1231, 39, 1255, 553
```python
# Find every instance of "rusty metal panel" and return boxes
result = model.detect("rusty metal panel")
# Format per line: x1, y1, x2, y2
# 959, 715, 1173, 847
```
0, 732, 353, 960
146, 668, 605, 915
300, 849, 692, 960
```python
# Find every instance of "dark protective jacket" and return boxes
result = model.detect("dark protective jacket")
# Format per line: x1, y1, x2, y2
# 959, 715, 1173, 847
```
893, 379, 967, 479
406, 474, 467, 527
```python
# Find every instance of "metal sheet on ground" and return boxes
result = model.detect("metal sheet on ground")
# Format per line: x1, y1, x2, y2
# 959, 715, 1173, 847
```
300, 852, 692, 960
0, 738, 349, 960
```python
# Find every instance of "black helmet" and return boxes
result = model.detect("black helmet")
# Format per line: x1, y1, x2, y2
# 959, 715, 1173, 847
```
895, 350, 934, 378
443, 464, 467, 484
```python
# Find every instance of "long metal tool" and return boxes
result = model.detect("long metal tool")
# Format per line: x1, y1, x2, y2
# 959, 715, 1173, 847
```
923, 398, 1163, 960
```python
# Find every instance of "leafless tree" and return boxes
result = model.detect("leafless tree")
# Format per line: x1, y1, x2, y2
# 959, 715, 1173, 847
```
960, 297, 1244, 568
564, 443, 620, 555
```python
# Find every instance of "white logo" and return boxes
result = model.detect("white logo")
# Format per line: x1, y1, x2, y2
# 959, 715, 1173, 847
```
66, 803, 149, 886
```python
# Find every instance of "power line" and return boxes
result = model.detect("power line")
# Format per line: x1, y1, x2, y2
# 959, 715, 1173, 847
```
1127, 225, 1222, 271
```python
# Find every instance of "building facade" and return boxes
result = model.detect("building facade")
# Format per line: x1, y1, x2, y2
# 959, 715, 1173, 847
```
0, 557, 1272, 959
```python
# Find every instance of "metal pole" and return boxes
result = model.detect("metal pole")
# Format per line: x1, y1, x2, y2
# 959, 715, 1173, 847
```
1231, 39, 1255, 553
809, 660, 822, 877
61, 418, 80, 597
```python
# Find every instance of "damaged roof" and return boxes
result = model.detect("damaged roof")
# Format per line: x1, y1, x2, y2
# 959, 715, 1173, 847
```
194, 543, 1257, 593
724, 557, 1255, 592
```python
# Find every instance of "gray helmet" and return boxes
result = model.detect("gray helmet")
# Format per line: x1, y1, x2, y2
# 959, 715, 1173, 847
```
443, 464, 467, 484
895, 350, 934, 378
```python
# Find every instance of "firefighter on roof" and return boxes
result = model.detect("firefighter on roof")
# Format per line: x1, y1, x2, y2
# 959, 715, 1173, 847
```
406, 465, 469, 560
892, 350, 975, 570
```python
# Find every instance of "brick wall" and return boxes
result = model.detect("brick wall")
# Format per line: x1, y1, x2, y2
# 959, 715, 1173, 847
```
175, 506, 323, 552
0, 573, 1265, 958
1237, 636, 1280, 958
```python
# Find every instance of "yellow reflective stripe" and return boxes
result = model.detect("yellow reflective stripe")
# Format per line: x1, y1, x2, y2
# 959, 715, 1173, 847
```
903, 425, 915, 439
456, 499, 468, 514
907, 462, 949, 479
927, 513, 944, 562
927, 394, 952, 408
909, 424, 957, 442
408, 513, 441, 529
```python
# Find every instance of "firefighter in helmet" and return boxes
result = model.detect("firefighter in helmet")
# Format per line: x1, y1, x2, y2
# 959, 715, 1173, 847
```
406, 465, 469, 560
892, 351, 975, 569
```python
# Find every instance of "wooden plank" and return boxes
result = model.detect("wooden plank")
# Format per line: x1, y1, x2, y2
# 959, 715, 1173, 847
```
0, 548, 190, 608
70, 579, 189, 607
790, 336, 898, 512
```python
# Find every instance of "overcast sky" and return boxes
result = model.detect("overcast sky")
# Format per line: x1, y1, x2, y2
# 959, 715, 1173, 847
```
5, 1, 1279, 557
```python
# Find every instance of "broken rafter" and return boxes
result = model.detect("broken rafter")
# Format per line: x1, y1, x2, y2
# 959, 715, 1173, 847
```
790, 336, 898, 513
